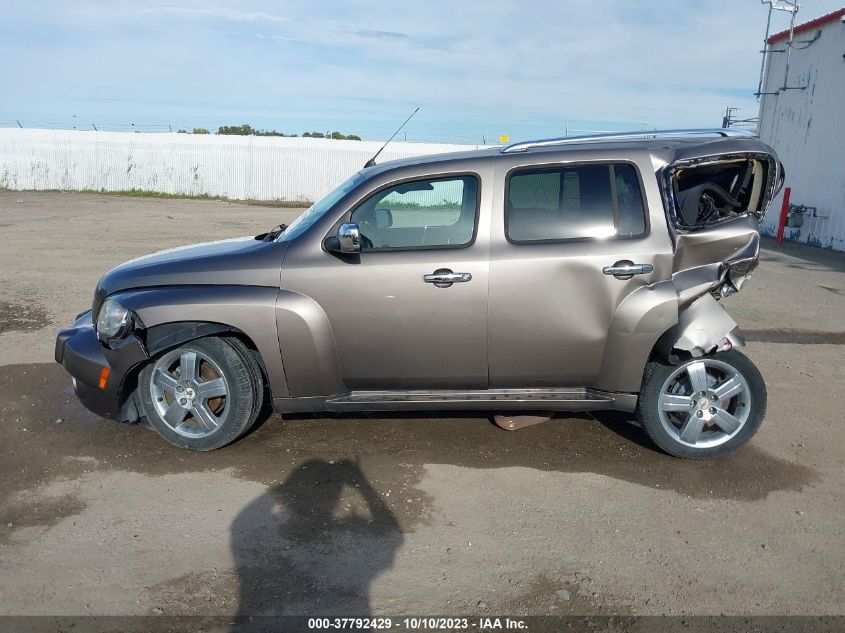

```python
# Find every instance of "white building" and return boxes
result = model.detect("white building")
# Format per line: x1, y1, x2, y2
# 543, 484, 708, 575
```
757, 7, 845, 251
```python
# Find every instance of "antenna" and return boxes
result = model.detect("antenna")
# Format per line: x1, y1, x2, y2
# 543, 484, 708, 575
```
364, 107, 419, 168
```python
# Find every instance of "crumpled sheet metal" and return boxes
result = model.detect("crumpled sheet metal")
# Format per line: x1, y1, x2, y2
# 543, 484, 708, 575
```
672, 215, 760, 308
669, 294, 739, 357
655, 216, 762, 361
672, 215, 760, 277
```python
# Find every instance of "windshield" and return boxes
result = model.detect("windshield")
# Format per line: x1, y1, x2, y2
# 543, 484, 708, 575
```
276, 173, 364, 242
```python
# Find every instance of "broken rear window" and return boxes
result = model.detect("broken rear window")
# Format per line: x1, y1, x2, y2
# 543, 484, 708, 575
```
668, 154, 781, 231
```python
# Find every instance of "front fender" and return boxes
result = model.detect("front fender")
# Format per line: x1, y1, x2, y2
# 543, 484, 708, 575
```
116, 285, 290, 398
275, 290, 344, 397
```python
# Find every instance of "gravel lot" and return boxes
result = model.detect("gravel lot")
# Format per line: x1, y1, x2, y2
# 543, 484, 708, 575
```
1, 191, 843, 620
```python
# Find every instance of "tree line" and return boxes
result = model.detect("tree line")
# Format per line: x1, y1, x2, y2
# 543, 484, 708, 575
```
177, 124, 360, 140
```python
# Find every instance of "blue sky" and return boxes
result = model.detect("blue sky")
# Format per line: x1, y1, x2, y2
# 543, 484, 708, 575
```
1, 0, 842, 143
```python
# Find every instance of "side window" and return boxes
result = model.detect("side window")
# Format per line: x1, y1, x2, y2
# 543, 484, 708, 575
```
506, 163, 646, 242
351, 176, 478, 250
614, 164, 647, 237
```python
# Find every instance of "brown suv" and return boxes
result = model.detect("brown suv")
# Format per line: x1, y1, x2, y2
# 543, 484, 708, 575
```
56, 129, 784, 458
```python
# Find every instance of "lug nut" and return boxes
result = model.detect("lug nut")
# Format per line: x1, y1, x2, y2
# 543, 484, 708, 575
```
709, 407, 717, 414
710, 394, 717, 401
696, 410, 703, 418
177, 386, 184, 392
179, 398, 187, 405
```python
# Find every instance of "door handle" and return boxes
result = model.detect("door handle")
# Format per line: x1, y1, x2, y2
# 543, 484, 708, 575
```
424, 269, 472, 288
602, 261, 654, 280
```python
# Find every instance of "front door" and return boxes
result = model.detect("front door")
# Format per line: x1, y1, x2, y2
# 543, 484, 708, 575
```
282, 172, 488, 391
488, 159, 673, 388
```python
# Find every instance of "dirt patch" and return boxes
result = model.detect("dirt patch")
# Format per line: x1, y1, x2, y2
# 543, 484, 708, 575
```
0, 492, 86, 545
0, 300, 51, 334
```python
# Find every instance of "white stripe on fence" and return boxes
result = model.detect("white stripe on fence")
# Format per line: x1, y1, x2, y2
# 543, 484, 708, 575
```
0, 129, 489, 202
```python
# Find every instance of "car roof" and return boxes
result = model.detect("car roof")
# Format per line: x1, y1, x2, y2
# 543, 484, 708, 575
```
364, 130, 775, 176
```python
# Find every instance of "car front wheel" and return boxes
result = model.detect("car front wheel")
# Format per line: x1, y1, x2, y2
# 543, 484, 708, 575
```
137, 336, 263, 451
636, 350, 766, 459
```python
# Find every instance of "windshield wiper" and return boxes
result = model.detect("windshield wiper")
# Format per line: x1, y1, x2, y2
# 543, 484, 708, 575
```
255, 224, 287, 242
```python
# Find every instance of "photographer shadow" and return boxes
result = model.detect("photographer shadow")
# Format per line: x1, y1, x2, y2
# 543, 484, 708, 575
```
230, 458, 401, 627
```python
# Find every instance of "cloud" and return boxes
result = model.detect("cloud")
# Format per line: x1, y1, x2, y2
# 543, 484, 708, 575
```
5, 0, 845, 140
141, 6, 289, 24
352, 29, 410, 41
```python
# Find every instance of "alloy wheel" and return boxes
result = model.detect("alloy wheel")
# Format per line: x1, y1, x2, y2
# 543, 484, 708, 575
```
149, 348, 230, 439
657, 358, 751, 449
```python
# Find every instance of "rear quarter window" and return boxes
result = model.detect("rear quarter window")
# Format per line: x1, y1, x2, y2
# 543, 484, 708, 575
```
506, 163, 647, 242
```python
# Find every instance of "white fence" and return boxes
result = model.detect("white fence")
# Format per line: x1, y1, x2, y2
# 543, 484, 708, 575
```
0, 129, 488, 202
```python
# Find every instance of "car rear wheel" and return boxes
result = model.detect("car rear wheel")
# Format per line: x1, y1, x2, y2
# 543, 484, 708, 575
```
636, 350, 766, 459
137, 336, 262, 451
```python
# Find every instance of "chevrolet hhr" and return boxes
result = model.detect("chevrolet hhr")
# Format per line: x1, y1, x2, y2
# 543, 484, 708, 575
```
56, 129, 784, 458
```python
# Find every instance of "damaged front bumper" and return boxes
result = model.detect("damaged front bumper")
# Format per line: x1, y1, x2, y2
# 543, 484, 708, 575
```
55, 311, 149, 422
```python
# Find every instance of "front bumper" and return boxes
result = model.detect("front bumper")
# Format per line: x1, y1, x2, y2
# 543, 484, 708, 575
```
55, 311, 149, 421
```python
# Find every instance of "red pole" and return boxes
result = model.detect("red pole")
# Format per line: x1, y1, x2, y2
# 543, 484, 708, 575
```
776, 187, 791, 247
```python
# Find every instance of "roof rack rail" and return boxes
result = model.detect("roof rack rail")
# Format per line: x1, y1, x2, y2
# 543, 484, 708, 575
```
500, 128, 756, 154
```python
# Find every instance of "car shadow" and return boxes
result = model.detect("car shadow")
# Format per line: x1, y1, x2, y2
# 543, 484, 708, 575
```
274, 407, 815, 503
229, 458, 402, 627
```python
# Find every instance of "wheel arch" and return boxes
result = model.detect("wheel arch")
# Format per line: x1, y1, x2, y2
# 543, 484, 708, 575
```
596, 280, 679, 393
597, 284, 747, 393
116, 321, 272, 422
115, 285, 289, 399
143, 320, 271, 382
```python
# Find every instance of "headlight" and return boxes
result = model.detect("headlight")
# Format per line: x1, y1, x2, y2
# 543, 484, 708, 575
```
96, 298, 133, 343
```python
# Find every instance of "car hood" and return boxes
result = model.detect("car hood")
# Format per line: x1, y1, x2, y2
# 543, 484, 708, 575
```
93, 237, 288, 314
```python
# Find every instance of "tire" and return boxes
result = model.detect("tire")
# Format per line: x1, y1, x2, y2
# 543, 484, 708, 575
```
137, 336, 263, 451
636, 349, 766, 459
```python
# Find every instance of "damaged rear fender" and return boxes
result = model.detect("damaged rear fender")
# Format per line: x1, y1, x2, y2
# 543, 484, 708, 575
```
654, 294, 744, 363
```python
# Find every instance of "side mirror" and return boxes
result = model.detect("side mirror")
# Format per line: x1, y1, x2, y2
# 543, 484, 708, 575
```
325, 222, 362, 254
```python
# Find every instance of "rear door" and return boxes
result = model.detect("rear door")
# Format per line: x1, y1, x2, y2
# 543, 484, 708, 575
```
488, 156, 674, 388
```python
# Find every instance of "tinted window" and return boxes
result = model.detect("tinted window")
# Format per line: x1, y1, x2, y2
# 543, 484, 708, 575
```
506, 163, 646, 242
351, 176, 478, 250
